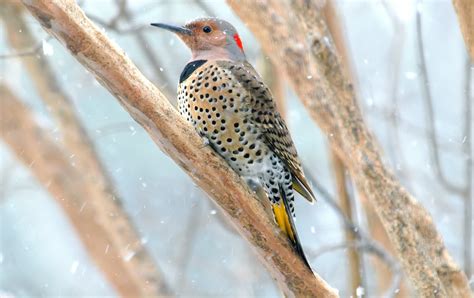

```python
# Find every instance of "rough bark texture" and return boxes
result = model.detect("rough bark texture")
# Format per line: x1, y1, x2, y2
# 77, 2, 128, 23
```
452, 0, 474, 60
20, 1, 337, 297
0, 85, 170, 297
227, 0, 470, 297
1, 3, 172, 297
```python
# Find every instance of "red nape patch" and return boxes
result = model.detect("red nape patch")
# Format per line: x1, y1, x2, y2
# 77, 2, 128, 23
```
233, 33, 244, 51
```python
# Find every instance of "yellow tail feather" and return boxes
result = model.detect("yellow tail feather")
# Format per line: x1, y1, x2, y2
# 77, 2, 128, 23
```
272, 203, 295, 242
272, 191, 312, 270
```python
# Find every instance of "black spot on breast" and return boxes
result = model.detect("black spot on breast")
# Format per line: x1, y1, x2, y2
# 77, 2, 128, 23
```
180, 60, 207, 83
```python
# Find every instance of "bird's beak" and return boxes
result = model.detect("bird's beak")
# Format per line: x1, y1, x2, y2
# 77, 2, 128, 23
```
150, 23, 192, 36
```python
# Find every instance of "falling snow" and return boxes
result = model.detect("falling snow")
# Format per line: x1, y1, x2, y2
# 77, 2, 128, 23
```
42, 39, 54, 56
70, 261, 79, 274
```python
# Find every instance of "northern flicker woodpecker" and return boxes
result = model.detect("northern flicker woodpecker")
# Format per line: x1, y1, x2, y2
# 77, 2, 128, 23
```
151, 18, 316, 269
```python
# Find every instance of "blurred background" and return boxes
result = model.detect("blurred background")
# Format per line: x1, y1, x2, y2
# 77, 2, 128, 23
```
0, 0, 472, 297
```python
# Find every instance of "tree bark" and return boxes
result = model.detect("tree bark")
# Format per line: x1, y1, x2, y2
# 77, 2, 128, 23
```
227, 0, 470, 296
323, 2, 409, 295
20, 1, 337, 297
1, 3, 172, 297
452, 0, 474, 60
0, 84, 170, 297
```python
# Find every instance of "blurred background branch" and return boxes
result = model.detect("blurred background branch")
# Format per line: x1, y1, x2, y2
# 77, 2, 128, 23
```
1, 3, 172, 296
462, 56, 472, 281
0, 84, 171, 297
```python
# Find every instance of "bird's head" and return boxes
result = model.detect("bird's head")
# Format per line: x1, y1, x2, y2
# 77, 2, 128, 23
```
151, 17, 246, 62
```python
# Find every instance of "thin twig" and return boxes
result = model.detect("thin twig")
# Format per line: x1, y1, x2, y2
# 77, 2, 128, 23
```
369, 105, 461, 153
0, 36, 51, 59
88, 0, 174, 98
309, 238, 403, 298
462, 57, 473, 278
330, 151, 364, 294
87, 13, 150, 34
416, 0, 465, 195
117, 0, 174, 99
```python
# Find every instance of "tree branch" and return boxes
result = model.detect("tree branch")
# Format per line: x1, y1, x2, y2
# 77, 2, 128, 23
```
227, 0, 470, 296
20, 1, 337, 296
462, 56, 473, 279
0, 84, 171, 297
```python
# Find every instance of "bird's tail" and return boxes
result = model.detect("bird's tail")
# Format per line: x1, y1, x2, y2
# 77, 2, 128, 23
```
272, 185, 312, 271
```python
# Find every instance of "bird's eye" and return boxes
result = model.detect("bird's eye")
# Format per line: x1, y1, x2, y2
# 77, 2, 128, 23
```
203, 26, 212, 33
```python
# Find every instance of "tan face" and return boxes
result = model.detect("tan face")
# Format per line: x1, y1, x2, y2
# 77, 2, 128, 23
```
180, 20, 227, 51
151, 17, 246, 61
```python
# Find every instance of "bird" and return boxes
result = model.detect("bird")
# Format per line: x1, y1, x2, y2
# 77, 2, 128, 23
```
151, 18, 316, 270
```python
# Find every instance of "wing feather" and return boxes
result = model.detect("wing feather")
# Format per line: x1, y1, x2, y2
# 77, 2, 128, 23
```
218, 60, 316, 202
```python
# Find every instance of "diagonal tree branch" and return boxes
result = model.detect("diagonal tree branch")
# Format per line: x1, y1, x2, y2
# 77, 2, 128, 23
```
0, 84, 171, 297
20, 1, 337, 297
227, 0, 470, 296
